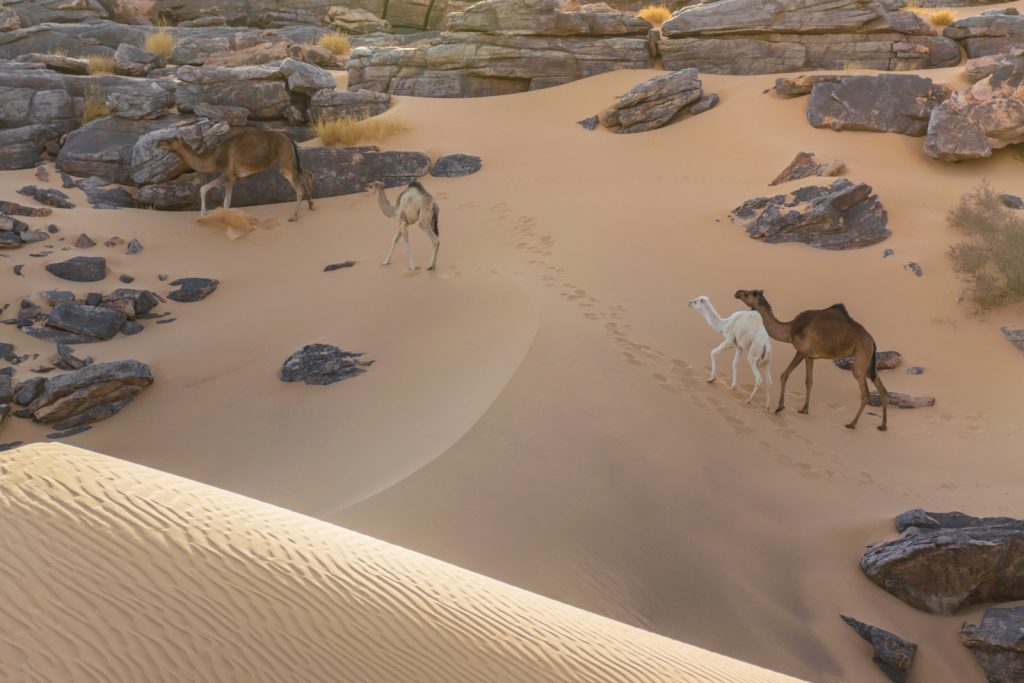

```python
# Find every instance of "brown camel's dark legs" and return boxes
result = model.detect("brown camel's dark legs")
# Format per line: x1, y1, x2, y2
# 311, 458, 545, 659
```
776, 351, 806, 414
871, 372, 889, 431
799, 358, 814, 414
846, 365, 871, 430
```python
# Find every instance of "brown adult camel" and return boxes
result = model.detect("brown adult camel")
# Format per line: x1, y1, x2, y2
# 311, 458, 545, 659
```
734, 289, 889, 431
156, 127, 314, 221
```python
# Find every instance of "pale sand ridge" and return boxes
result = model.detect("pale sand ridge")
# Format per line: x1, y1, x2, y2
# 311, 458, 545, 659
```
0, 443, 805, 683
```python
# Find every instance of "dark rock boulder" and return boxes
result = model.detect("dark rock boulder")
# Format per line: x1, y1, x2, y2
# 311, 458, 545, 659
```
53, 344, 92, 371
860, 510, 1024, 614
140, 146, 430, 210
130, 118, 231, 187
1003, 326, 1024, 353
45, 302, 127, 341
279, 57, 336, 95
841, 615, 917, 683
430, 154, 481, 177
57, 115, 191, 184
14, 52, 89, 74
167, 277, 218, 302
836, 350, 901, 370
770, 151, 846, 185
16, 185, 74, 209
45, 256, 106, 282
280, 344, 372, 385
101, 288, 159, 318
307, 89, 391, 122
965, 49, 1024, 82
960, 605, 1024, 683
868, 392, 935, 408
176, 65, 289, 120
731, 179, 891, 250
775, 74, 844, 97
27, 359, 153, 429
0, 200, 51, 217
598, 68, 715, 133
113, 43, 165, 77
807, 75, 949, 136
945, 13, 1024, 59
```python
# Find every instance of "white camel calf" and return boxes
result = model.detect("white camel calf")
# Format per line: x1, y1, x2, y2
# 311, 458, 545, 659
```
688, 295, 773, 410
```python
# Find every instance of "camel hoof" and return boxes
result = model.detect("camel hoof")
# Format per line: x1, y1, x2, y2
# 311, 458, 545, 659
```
845, 423, 856, 430
427, 266, 435, 271
707, 377, 716, 384
288, 216, 298, 223
381, 261, 390, 266
798, 408, 809, 415
877, 425, 887, 432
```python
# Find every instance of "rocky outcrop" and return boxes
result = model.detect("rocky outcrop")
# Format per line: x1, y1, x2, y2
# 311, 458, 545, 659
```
325, 6, 391, 34
57, 116, 188, 184
598, 68, 717, 133
308, 89, 391, 122
965, 49, 1024, 82
347, 0, 655, 97
924, 62, 1024, 161
151, 0, 462, 30
770, 151, 846, 185
130, 119, 231, 186
18, 359, 153, 430
960, 606, 1024, 683
113, 43, 165, 76
840, 615, 917, 683
945, 12, 1024, 59
280, 344, 372, 385
139, 146, 430, 210
860, 509, 1024, 615
731, 179, 891, 250
176, 65, 292, 120
807, 74, 949, 136
659, 0, 960, 75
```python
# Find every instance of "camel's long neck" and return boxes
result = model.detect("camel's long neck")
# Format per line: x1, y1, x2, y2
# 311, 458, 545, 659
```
697, 302, 727, 334
375, 187, 396, 218
173, 146, 218, 173
756, 303, 792, 343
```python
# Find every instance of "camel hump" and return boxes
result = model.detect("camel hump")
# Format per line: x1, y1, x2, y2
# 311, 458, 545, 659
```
828, 303, 849, 314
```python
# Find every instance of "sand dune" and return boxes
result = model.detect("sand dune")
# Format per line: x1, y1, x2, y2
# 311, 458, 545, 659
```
3, 16, 1024, 681
0, 443, 805, 682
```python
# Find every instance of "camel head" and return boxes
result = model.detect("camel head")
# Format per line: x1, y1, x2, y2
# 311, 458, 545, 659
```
734, 289, 767, 310
688, 295, 710, 309
365, 180, 384, 193
155, 138, 188, 155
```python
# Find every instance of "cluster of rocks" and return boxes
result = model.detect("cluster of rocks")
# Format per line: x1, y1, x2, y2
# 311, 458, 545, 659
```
856, 509, 1024, 682
348, 0, 657, 97
596, 68, 718, 133
6, 359, 153, 431
731, 179, 891, 250
944, 9, 1024, 59
16, 288, 164, 344
1, 200, 53, 250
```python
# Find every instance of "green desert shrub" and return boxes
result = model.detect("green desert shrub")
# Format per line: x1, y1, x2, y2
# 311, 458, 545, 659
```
948, 184, 1024, 312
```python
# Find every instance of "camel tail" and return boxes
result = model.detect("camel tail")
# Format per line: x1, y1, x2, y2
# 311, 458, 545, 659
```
431, 203, 440, 237
868, 343, 878, 381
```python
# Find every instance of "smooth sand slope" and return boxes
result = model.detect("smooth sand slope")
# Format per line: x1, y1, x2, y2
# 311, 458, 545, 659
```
0, 443, 805, 683
2, 22, 1024, 681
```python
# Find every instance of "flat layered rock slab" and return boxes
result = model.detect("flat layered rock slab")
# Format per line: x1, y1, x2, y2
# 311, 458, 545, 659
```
598, 68, 716, 133
731, 179, 891, 250
45, 257, 107, 283
807, 75, 949, 136
280, 344, 373, 385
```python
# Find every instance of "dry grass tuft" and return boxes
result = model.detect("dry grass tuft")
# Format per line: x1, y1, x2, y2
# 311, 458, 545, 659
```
81, 87, 111, 123
638, 5, 672, 26
87, 54, 115, 74
313, 115, 407, 147
317, 32, 351, 56
145, 27, 175, 59
928, 9, 956, 27
948, 183, 1024, 313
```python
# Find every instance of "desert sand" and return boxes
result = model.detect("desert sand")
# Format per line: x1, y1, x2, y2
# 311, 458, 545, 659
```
3, 12, 1024, 680
0, 443, 806, 682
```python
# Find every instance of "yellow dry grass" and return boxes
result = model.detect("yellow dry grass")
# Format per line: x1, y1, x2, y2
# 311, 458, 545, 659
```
313, 115, 407, 147
317, 32, 351, 56
87, 55, 115, 74
637, 5, 672, 26
81, 88, 111, 123
928, 9, 956, 27
144, 29, 175, 59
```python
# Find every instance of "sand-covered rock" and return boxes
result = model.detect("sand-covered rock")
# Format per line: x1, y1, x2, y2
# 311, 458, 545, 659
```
347, 0, 655, 97
430, 154, 481, 177
45, 303, 127, 341
868, 392, 935, 408
806, 74, 949, 136
731, 179, 891, 250
45, 256, 107, 283
960, 605, 1024, 683
16, 185, 73, 209
24, 359, 153, 429
280, 344, 372, 385
598, 68, 716, 133
659, 0, 960, 74
860, 509, 1024, 614
770, 152, 845, 185
840, 615, 917, 683
924, 62, 1024, 161
1003, 326, 1024, 353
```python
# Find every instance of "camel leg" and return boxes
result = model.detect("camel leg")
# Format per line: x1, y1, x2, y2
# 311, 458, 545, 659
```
279, 168, 304, 222
798, 358, 814, 414
730, 347, 741, 389
708, 340, 734, 383
402, 225, 415, 271
746, 354, 762, 404
426, 232, 440, 271
421, 211, 439, 271
775, 351, 806, 413
199, 174, 226, 217
762, 357, 773, 412
846, 365, 871, 430
382, 224, 402, 266
871, 372, 889, 432
303, 171, 315, 210
222, 179, 233, 210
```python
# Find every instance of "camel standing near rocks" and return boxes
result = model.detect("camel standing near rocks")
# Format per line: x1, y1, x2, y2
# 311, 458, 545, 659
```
156, 127, 314, 222
735, 289, 889, 431
688, 295, 773, 411
366, 180, 440, 271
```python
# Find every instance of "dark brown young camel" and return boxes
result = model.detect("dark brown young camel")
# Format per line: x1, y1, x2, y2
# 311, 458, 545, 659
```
734, 289, 888, 431
156, 127, 314, 221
